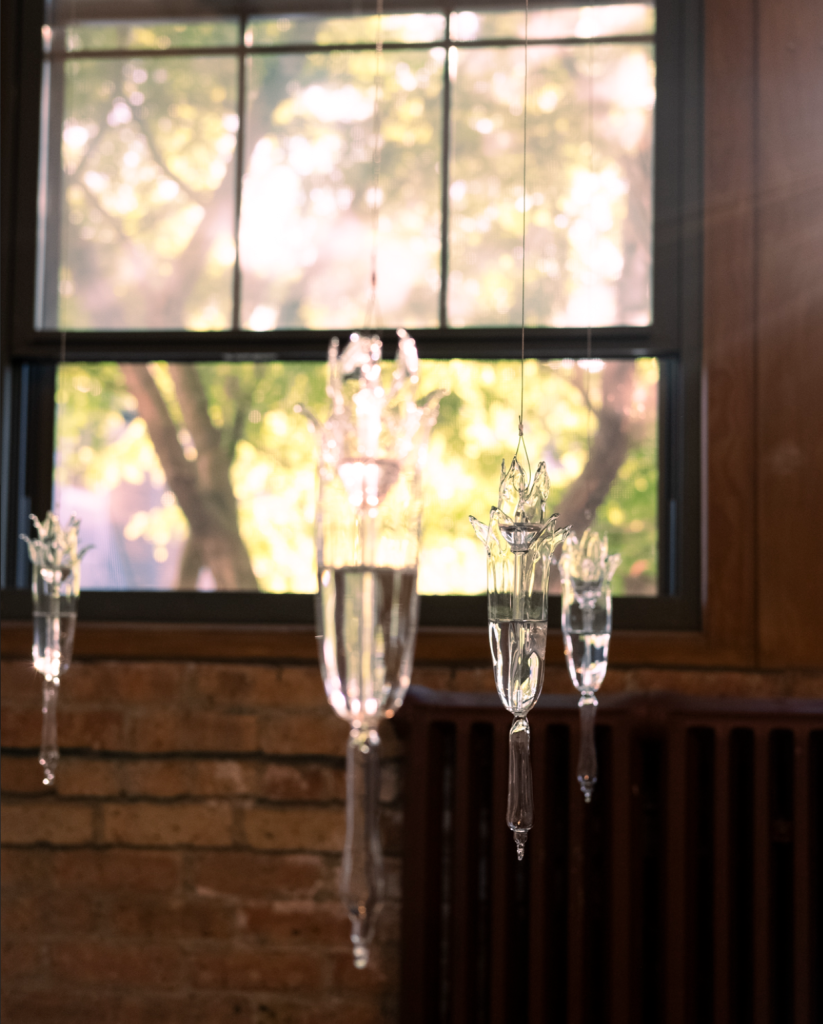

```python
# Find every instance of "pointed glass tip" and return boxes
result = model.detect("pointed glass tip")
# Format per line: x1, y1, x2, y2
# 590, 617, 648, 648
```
513, 829, 529, 860
352, 943, 370, 970
578, 774, 597, 803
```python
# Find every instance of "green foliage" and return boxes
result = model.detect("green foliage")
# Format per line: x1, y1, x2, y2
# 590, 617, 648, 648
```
56, 357, 658, 596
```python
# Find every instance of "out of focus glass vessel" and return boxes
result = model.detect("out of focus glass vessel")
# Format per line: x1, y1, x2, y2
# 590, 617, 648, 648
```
471, 459, 568, 858
21, 512, 89, 787
560, 529, 620, 802
302, 329, 442, 968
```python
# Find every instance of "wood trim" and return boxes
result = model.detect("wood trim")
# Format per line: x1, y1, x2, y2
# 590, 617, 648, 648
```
755, 0, 823, 668
0, 619, 757, 667
701, 0, 758, 663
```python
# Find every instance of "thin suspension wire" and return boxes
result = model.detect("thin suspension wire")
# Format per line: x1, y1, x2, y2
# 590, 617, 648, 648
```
513, 0, 531, 484
55, 330, 67, 517
366, 0, 384, 329
583, 40, 594, 522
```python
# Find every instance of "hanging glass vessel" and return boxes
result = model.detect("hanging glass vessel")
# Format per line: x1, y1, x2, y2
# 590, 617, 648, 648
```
21, 512, 90, 787
301, 329, 443, 968
470, 459, 569, 859
559, 529, 620, 803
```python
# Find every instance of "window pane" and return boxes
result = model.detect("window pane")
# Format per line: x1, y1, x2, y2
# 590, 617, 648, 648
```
42, 54, 239, 329
449, 4, 655, 42
62, 20, 240, 53
248, 14, 446, 47
54, 358, 658, 597
448, 41, 654, 327
240, 48, 444, 330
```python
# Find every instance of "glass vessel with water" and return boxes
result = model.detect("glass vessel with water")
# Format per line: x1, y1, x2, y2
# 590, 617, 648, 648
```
302, 329, 442, 968
560, 529, 620, 802
21, 512, 89, 787
471, 459, 568, 859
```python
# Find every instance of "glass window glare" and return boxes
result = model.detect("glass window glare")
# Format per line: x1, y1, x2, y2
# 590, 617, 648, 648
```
62, 20, 240, 53
248, 13, 447, 48
54, 359, 658, 597
449, 4, 655, 43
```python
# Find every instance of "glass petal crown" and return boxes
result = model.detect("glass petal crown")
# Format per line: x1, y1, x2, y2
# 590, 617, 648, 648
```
299, 329, 444, 571
21, 512, 92, 591
559, 527, 621, 605
470, 457, 570, 620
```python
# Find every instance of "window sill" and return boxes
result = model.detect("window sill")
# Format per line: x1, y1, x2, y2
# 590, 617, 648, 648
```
0, 618, 752, 669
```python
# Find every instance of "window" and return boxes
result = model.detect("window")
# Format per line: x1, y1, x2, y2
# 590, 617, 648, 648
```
1, 0, 702, 631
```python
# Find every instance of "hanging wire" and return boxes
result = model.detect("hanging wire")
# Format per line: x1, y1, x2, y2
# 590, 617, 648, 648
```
583, 39, 594, 522
54, 330, 67, 518
365, 0, 384, 329
513, 0, 531, 484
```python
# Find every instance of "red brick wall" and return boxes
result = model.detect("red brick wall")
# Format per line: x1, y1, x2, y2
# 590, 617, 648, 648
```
2, 656, 820, 1023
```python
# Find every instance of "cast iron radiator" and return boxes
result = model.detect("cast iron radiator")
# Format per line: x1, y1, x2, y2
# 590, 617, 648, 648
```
398, 688, 822, 1024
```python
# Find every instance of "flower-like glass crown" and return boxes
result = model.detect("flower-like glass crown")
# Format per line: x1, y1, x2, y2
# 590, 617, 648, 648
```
560, 528, 621, 606
470, 458, 569, 621
299, 329, 444, 512
21, 512, 91, 591
300, 330, 444, 572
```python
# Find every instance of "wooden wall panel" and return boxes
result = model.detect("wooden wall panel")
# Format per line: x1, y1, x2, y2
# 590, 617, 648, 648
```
756, 0, 823, 667
702, 0, 757, 661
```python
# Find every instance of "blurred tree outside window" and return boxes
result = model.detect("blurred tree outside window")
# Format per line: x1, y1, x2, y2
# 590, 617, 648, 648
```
40, 5, 659, 597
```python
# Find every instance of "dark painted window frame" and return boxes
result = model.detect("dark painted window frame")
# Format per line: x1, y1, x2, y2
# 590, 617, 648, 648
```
0, 0, 702, 631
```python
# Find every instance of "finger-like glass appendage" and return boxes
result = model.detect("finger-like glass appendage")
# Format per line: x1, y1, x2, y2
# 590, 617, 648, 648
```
507, 716, 534, 860
342, 727, 384, 969
576, 695, 598, 803
39, 676, 60, 787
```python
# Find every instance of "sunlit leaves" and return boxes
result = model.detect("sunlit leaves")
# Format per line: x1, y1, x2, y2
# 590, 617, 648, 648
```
55, 358, 657, 596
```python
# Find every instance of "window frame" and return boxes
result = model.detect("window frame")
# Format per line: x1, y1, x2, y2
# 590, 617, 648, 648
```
0, 0, 703, 635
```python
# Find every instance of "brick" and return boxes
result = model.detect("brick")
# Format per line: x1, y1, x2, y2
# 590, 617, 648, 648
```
192, 759, 259, 797
194, 663, 320, 710
60, 661, 116, 703
60, 708, 126, 751
259, 762, 344, 802
2, 889, 97, 934
122, 759, 192, 798
190, 948, 328, 991
0, 937, 43, 979
277, 665, 332, 709
116, 993, 251, 1024
106, 895, 235, 940
238, 900, 348, 946
0, 848, 53, 890
250, 995, 383, 1024
243, 805, 344, 853
51, 939, 183, 988
101, 800, 234, 847
57, 756, 123, 797
1, 799, 95, 845
0, 708, 41, 748
0, 661, 41, 705
130, 711, 258, 754
53, 848, 181, 892
0, 991, 120, 1024
259, 712, 348, 757
331, 946, 398, 992
0, 754, 46, 794
112, 661, 188, 705
191, 852, 328, 900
